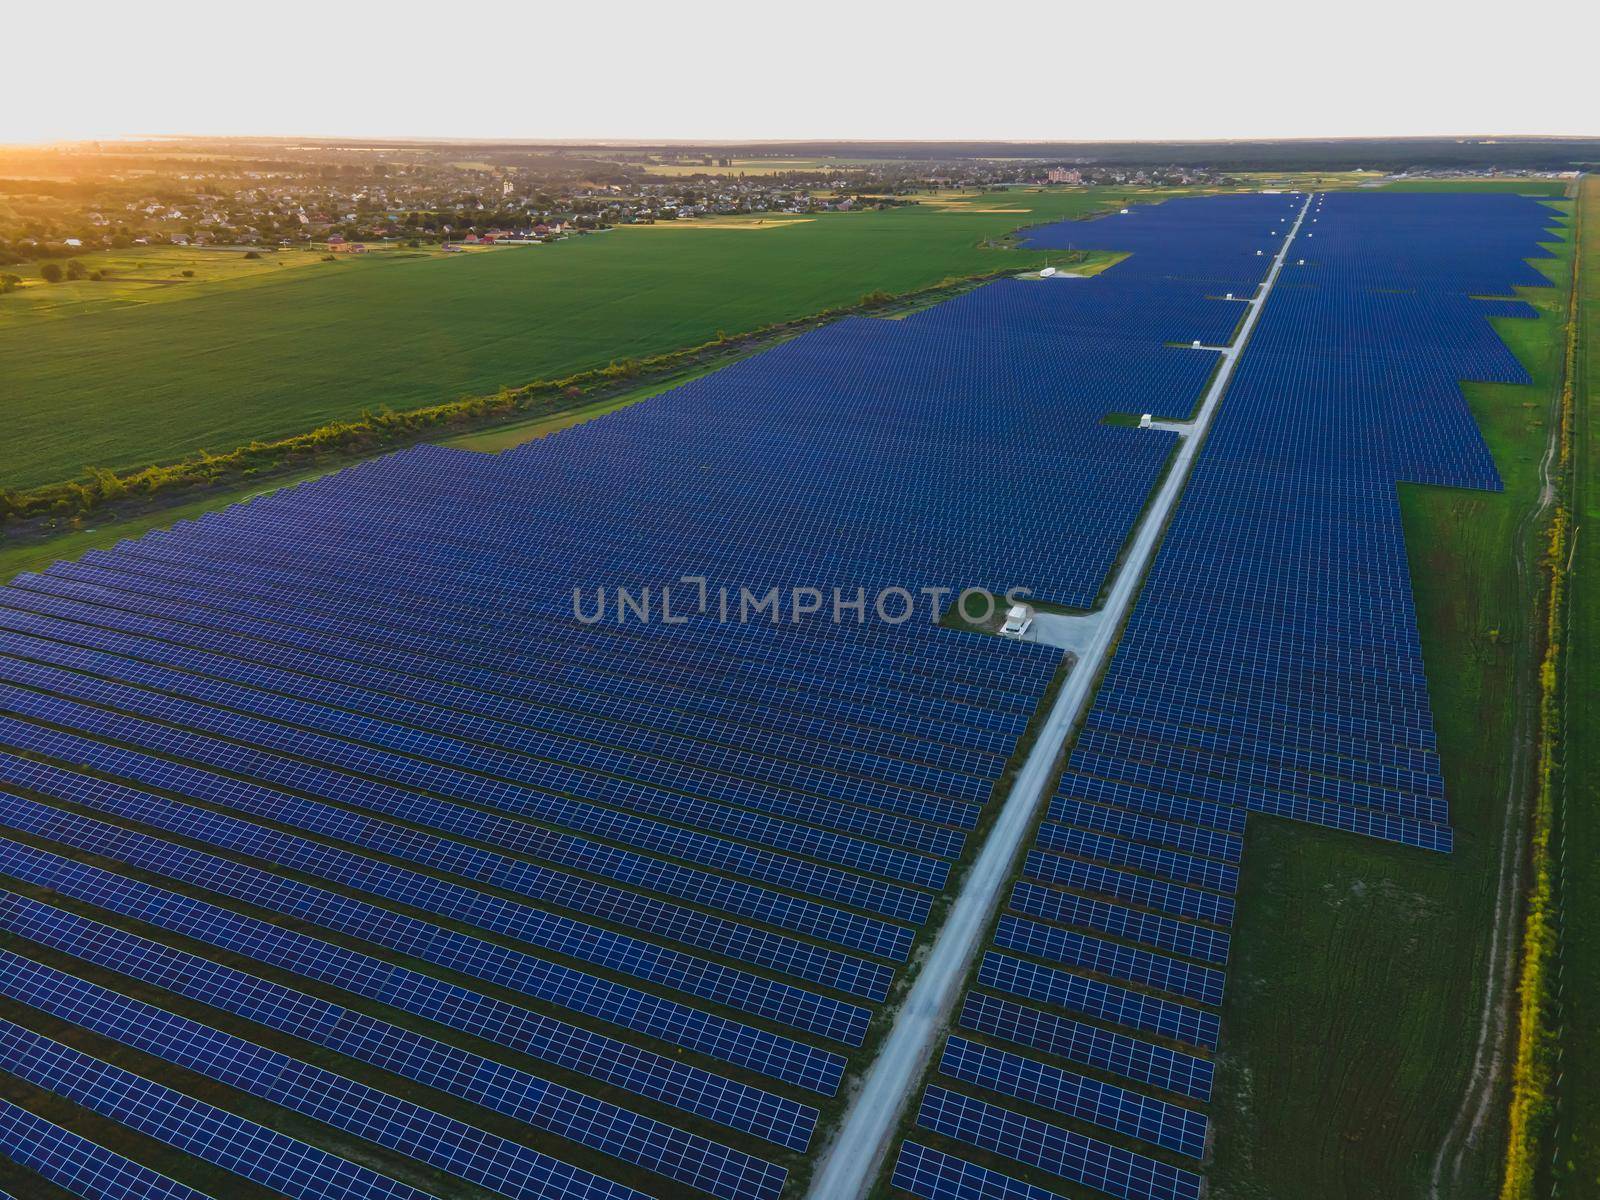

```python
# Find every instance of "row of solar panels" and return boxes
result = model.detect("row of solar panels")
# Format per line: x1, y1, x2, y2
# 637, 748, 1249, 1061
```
0, 448, 1058, 1195
889, 192, 1564, 1199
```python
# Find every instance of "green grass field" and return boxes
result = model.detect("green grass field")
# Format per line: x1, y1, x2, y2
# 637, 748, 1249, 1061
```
0, 189, 1127, 490
0, 243, 464, 322
1559, 174, 1599, 1198
1378, 179, 1572, 195
1206, 202, 1574, 1200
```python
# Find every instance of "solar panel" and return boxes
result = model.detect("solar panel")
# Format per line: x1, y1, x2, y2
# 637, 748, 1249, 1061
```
0, 947, 782, 1200
0, 1099, 215, 1200
0, 740, 897, 1003
0, 837, 845, 1092
939, 1036, 1207, 1156
916, 1086, 1203, 1200
994, 914, 1225, 1006
959, 991, 1213, 1101
893, 1141, 1075, 1200
0, 699, 922, 946
0, 887, 817, 1150
0, 782, 873, 1045
0, 1017, 452, 1200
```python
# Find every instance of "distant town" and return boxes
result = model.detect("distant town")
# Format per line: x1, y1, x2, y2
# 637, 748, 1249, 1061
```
0, 137, 1576, 266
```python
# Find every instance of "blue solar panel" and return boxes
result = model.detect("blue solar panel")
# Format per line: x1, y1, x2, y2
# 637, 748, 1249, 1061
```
893, 1141, 1075, 1200
0, 737, 897, 1002
0, 592, 999, 802
0, 947, 783, 1200
0, 836, 845, 1093
939, 1036, 1208, 1156
916, 1086, 1203, 1200
1009, 880, 1229, 965
959, 992, 1213, 1101
0, 781, 872, 1044
978, 952, 1220, 1050
1032, 820, 1238, 892
1045, 796, 1243, 862
0, 1099, 215, 1200
0, 616, 947, 894
1022, 847, 1235, 926
0, 888, 817, 1150
1060, 195, 1561, 858
0, 1017, 451, 1200
0, 696, 922, 948
0, 641, 971, 858
994, 914, 1225, 1006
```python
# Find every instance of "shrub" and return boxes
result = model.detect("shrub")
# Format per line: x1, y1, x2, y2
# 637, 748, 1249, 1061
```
39, 262, 64, 283
85, 466, 126, 502
243, 250, 262, 260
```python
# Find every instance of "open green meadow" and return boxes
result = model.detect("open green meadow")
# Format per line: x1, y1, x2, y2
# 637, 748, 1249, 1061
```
1207, 200, 1574, 1199
0, 242, 463, 322
0, 189, 1125, 490
1560, 174, 1599, 1198
1231, 170, 1385, 189
1378, 179, 1572, 195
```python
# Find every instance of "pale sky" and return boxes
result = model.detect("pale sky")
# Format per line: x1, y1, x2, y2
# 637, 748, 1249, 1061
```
6, 0, 1596, 145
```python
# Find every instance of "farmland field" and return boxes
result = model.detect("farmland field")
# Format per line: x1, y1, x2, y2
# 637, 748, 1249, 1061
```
1206, 198, 1575, 1199
0, 188, 1129, 490
0, 242, 478, 322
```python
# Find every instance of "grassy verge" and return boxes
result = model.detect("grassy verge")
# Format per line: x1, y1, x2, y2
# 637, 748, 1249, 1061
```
1553, 173, 1599, 1199
434, 382, 693, 453
1207, 206, 1575, 1200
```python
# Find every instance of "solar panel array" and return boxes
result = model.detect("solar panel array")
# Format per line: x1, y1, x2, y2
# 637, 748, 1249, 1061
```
1, 188, 1554, 1199
0, 196, 1293, 1198
890, 191, 1564, 1200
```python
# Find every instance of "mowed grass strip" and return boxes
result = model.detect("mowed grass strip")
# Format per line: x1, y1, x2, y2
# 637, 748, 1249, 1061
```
0, 189, 1122, 489
1206, 201, 1575, 1200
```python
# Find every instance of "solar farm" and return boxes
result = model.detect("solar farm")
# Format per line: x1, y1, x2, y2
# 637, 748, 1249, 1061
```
0, 187, 1574, 1200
